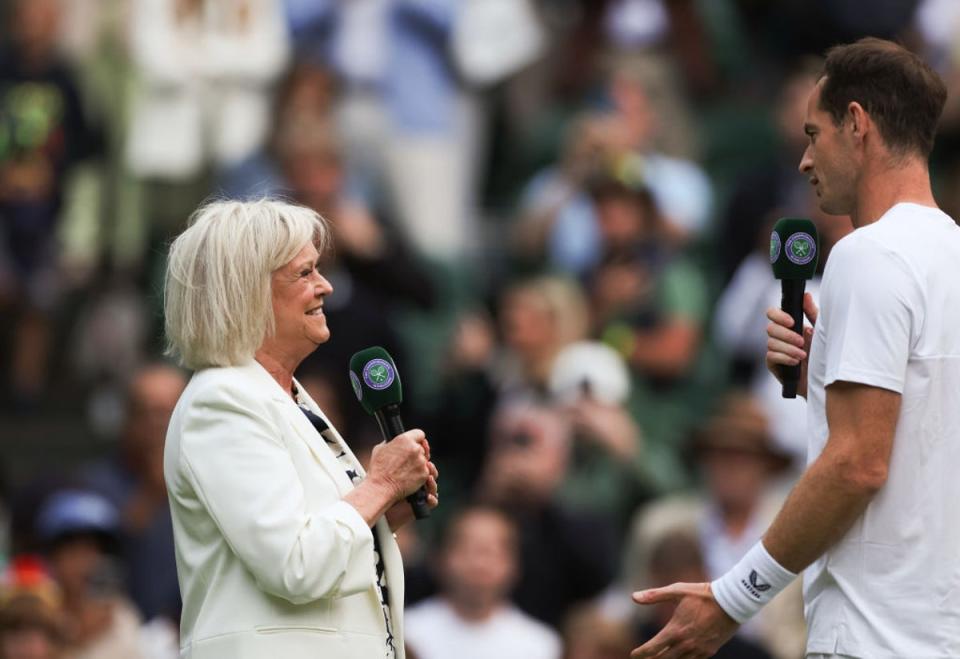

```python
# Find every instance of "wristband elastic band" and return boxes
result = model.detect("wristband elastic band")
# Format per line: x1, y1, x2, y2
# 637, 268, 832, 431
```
711, 540, 796, 624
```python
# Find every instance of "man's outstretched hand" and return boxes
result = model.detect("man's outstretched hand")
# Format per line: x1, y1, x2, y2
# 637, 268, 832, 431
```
631, 582, 740, 659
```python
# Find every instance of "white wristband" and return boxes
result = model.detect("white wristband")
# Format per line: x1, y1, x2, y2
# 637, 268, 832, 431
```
711, 540, 797, 624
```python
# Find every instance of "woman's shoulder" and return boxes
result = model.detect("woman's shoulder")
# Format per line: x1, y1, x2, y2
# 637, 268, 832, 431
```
187, 361, 281, 400
170, 362, 290, 457
172, 361, 286, 430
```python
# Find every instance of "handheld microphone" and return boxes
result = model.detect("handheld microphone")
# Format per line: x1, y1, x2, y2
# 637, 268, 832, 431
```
348, 347, 430, 519
770, 218, 819, 399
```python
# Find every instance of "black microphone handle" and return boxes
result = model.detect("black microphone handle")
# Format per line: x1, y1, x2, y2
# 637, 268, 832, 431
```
373, 404, 430, 519
778, 279, 806, 399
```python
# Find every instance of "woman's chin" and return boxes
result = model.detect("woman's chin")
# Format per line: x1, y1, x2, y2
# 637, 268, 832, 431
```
310, 328, 331, 345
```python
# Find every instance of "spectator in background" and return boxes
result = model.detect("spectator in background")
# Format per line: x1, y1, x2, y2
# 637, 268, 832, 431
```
716, 59, 823, 286
405, 506, 560, 659
594, 62, 713, 240
624, 393, 806, 659
496, 277, 590, 402
602, 0, 720, 102
219, 59, 339, 199
561, 602, 634, 659
81, 364, 186, 625
35, 490, 147, 659
586, 170, 707, 384
581, 161, 712, 493
475, 403, 618, 628
0, 0, 98, 407
125, 0, 290, 266
428, 277, 588, 505
548, 341, 648, 529
0, 556, 66, 659
126, 0, 290, 182
511, 117, 611, 275
289, 0, 481, 261
426, 311, 500, 503
513, 61, 713, 277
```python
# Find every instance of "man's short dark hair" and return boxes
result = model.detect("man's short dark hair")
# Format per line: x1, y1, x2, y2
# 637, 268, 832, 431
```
819, 37, 947, 158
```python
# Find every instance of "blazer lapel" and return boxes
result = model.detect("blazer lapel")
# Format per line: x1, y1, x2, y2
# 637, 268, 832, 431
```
240, 361, 356, 495
376, 516, 406, 651
291, 377, 369, 479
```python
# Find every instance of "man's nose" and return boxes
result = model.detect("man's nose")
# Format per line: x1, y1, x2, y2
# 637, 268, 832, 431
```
798, 147, 813, 174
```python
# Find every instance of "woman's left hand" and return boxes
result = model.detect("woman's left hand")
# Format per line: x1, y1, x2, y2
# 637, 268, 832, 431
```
385, 461, 439, 531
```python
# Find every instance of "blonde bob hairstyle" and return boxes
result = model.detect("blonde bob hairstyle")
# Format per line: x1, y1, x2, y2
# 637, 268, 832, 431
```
164, 199, 330, 370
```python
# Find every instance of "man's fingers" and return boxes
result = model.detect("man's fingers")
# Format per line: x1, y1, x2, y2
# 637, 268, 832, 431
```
765, 306, 796, 327
633, 583, 686, 605
803, 292, 819, 325
630, 625, 673, 658
635, 582, 711, 603
767, 336, 806, 362
767, 319, 806, 346
631, 583, 730, 659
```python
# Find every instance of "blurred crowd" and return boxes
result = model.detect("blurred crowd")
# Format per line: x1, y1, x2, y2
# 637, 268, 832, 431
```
1, 0, 960, 657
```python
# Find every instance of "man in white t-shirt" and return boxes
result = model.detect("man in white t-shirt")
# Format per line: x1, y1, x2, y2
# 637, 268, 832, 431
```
631, 37, 960, 659
405, 506, 561, 659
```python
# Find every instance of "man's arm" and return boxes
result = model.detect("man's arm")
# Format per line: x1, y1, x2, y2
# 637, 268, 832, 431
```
764, 381, 899, 570
631, 381, 900, 659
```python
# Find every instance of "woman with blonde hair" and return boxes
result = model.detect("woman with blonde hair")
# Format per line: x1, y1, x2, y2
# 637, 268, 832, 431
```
163, 199, 438, 659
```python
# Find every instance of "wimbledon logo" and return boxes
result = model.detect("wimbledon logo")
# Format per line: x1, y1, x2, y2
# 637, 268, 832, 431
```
362, 359, 395, 390
785, 232, 816, 266
350, 371, 363, 401
770, 231, 782, 264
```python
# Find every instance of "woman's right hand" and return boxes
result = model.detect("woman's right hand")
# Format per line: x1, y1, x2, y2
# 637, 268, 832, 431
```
345, 429, 434, 526
765, 293, 818, 398
366, 430, 432, 501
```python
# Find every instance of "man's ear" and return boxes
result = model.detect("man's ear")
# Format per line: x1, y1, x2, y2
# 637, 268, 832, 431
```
846, 101, 869, 141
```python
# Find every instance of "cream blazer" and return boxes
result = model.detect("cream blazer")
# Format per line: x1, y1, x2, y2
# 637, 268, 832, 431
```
164, 360, 405, 659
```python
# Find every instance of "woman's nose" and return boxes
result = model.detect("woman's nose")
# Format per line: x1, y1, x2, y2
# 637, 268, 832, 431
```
316, 274, 333, 296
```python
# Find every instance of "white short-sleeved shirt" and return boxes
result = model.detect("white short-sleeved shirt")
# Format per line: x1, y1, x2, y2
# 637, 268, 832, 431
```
404, 597, 561, 659
804, 203, 960, 658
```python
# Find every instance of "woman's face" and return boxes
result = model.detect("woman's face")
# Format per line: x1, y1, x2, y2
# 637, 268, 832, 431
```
501, 291, 555, 359
269, 243, 333, 357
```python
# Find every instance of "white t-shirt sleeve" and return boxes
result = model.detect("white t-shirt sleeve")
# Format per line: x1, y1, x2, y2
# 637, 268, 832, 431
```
820, 235, 923, 393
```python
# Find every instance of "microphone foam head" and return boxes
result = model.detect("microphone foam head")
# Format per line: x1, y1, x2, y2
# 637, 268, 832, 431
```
348, 346, 403, 415
771, 217, 819, 280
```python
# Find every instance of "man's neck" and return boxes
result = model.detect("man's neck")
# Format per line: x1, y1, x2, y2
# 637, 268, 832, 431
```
852, 156, 937, 228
